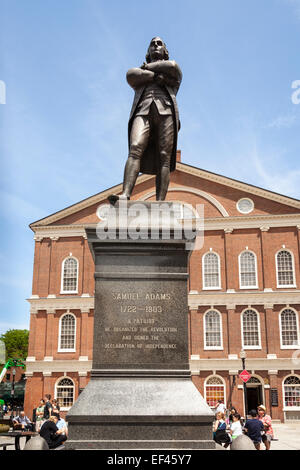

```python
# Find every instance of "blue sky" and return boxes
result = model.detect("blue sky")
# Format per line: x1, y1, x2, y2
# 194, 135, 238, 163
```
1, 0, 300, 333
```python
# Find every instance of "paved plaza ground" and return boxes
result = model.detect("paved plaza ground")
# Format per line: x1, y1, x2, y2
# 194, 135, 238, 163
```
268, 422, 300, 450
0, 422, 299, 451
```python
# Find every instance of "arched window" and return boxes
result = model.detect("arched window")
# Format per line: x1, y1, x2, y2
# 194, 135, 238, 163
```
239, 251, 257, 288
205, 376, 225, 407
280, 309, 299, 348
276, 250, 295, 287
202, 252, 221, 289
55, 377, 75, 409
58, 313, 76, 352
283, 376, 300, 408
61, 257, 78, 293
241, 309, 261, 349
204, 310, 223, 349
247, 376, 261, 385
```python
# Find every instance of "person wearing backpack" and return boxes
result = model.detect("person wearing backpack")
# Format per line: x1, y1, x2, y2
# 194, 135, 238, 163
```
213, 412, 231, 446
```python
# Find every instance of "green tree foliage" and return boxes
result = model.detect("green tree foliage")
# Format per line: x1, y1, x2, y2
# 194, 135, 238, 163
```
0, 329, 29, 362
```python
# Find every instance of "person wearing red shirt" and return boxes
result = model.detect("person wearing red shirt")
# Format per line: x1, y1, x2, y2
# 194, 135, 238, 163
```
257, 405, 274, 450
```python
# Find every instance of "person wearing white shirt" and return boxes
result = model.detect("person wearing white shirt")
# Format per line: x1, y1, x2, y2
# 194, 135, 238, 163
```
215, 400, 227, 414
223, 413, 243, 448
230, 414, 243, 439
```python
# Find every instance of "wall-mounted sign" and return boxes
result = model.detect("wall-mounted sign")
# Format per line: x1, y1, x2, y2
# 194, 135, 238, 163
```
271, 388, 278, 407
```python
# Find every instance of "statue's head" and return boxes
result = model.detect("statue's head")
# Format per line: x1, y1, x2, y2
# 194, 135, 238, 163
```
145, 37, 169, 63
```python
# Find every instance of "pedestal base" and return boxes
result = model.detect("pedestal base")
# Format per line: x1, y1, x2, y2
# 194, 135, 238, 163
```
66, 377, 215, 450
66, 204, 214, 450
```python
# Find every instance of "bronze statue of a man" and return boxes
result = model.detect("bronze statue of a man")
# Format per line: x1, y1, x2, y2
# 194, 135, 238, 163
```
110, 37, 182, 202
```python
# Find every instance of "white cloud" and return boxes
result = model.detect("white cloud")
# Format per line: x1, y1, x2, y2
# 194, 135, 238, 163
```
264, 114, 297, 129
252, 146, 300, 197
286, 0, 300, 19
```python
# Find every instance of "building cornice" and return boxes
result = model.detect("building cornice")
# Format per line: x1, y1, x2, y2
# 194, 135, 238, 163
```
25, 359, 92, 374
25, 357, 296, 374
30, 213, 300, 240
188, 290, 300, 309
27, 291, 300, 314
204, 213, 300, 231
27, 295, 95, 314
189, 357, 298, 373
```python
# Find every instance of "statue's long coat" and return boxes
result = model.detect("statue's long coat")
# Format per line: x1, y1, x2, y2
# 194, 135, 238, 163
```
128, 82, 181, 175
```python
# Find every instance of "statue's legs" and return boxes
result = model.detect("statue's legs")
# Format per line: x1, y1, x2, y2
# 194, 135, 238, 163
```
120, 116, 150, 199
110, 104, 174, 204
155, 112, 174, 201
155, 166, 170, 201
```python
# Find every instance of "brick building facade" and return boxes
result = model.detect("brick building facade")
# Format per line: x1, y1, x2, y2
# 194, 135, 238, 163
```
24, 154, 300, 422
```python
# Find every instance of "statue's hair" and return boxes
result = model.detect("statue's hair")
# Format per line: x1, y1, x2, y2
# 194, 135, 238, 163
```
145, 37, 169, 63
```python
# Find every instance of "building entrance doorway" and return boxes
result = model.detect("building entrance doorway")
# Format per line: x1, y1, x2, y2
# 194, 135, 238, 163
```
246, 377, 263, 413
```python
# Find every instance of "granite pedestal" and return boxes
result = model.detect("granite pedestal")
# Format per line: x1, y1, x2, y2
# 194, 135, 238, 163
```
66, 202, 215, 449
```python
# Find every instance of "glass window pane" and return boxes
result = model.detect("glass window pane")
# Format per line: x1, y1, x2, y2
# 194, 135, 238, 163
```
284, 377, 300, 407
205, 377, 225, 407
240, 252, 257, 287
56, 378, 74, 408
277, 251, 294, 286
63, 258, 78, 291
281, 310, 299, 346
204, 253, 220, 288
243, 309, 260, 346
60, 314, 76, 350
205, 311, 221, 347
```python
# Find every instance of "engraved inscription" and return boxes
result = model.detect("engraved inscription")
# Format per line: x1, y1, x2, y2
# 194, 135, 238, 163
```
103, 291, 178, 351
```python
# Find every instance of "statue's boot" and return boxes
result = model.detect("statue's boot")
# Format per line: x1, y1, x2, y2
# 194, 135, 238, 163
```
108, 194, 129, 205
108, 157, 140, 205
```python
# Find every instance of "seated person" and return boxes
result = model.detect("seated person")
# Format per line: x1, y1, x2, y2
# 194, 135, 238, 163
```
52, 413, 68, 437
213, 412, 231, 446
13, 411, 34, 431
244, 409, 265, 450
40, 415, 67, 449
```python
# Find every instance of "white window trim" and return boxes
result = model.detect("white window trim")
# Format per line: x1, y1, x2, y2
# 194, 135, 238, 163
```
279, 308, 300, 349
54, 376, 75, 411
241, 308, 262, 350
275, 249, 297, 289
238, 250, 258, 290
283, 407, 300, 412
282, 374, 300, 410
203, 309, 223, 350
202, 252, 222, 290
58, 312, 77, 353
60, 256, 79, 294
204, 374, 226, 408
177, 202, 199, 220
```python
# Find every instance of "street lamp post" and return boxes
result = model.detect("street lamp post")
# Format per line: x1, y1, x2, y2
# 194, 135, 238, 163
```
11, 368, 16, 415
239, 350, 248, 419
